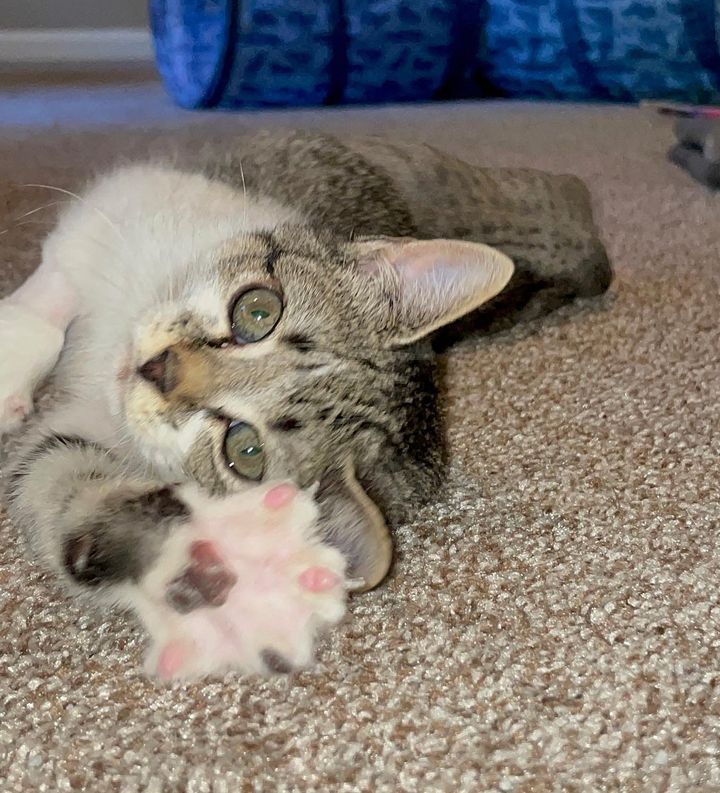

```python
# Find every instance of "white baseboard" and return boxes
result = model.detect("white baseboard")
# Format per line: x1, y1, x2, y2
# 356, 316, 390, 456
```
0, 28, 153, 64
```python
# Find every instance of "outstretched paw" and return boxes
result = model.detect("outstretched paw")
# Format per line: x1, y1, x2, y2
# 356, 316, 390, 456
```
135, 482, 347, 680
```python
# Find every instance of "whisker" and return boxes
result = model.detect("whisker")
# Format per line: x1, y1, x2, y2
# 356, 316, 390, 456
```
239, 159, 248, 229
15, 200, 67, 222
0, 199, 71, 236
0, 217, 60, 237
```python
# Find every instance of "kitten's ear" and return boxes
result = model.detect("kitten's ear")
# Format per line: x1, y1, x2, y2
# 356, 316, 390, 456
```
316, 462, 392, 591
352, 237, 514, 346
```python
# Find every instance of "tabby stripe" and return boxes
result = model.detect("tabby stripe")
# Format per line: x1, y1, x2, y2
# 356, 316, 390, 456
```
258, 231, 282, 277
290, 391, 390, 414
285, 333, 315, 352
348, 418, 398, 448
342, 353, 386, 373
331, 413, 394, 442
270, 416, 304, 432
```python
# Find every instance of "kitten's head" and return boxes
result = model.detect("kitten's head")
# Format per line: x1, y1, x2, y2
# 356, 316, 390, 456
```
116, 226, 513, 588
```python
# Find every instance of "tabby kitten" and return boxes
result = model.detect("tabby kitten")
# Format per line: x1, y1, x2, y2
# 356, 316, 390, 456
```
0, 131, 610, 673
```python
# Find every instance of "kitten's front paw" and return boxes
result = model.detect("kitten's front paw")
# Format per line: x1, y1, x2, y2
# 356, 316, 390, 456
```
0, 302, 64, 435
135, 482, 347, 680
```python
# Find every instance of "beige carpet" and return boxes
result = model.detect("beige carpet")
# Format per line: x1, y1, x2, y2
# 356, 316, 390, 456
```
1, 102, 719, 791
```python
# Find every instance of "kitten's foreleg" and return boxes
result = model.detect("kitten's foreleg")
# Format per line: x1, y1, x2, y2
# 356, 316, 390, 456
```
8, 432, 348, 678
7, 431, 185, 603
0, 259, 78, 434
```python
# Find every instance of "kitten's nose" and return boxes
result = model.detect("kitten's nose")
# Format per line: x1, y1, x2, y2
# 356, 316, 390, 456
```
137, 348, 177, 394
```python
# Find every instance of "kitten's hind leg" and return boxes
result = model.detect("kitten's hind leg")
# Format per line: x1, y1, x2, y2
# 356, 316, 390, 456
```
0, 259, 77, 434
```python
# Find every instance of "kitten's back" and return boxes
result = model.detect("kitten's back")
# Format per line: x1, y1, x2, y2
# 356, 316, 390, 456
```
201, 130, 611, 319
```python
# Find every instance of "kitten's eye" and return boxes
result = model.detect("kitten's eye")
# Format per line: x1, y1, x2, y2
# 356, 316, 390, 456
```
231, 287, 282, 343
223, 421, 265, 480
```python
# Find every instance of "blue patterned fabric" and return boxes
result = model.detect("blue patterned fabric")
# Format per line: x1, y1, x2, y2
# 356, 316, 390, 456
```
480, 0, 720, 103
150, 0, 720, 109
342, 0, 454, 103
150, 1, 336, 108
150, 0, 474, 108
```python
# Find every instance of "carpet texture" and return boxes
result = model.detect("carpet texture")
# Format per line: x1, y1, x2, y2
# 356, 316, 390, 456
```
1, 102, 719, 791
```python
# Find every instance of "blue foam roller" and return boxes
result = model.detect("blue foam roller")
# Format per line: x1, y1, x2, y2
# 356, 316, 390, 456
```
479, 0, 720, 103
150, 0, 480, 109
151, 0, 336, 108
342, 0, 455, 104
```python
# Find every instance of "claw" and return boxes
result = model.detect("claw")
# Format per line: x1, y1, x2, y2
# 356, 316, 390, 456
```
261, 649, 293, 674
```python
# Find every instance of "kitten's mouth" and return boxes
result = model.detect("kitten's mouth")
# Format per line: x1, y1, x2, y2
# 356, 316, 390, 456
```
112, 349, 136, 419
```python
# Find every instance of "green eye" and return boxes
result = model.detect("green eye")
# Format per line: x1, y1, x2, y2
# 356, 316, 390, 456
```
223, 421, 265, 481
231, 287, 282, 343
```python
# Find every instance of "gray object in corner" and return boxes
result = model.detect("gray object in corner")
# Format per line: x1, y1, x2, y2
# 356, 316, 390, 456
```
669, 118, 720, 189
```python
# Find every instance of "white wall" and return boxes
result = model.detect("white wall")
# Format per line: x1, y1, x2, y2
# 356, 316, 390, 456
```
0, 1, 151, 64
2, 0, 148, 30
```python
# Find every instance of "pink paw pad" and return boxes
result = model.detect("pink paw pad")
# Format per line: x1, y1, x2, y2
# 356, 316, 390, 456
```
189, 539, 224, 568
299, 566, 340, 593
263, 483, 297, 510
156, 638, 193, 680
165, 540, 237, 614
140, 484, 349, 679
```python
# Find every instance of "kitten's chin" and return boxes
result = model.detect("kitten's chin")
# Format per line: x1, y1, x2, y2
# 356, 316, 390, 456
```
139, 443, 187, 481
126, 419, 189, 480
123, 382, 205, 481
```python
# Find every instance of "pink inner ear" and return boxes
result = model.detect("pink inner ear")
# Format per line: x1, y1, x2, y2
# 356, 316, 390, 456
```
392, 247, 457, 292
359, 238, 514, 345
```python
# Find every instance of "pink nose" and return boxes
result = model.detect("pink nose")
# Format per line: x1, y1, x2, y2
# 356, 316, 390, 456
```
138, 349, 176, 394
